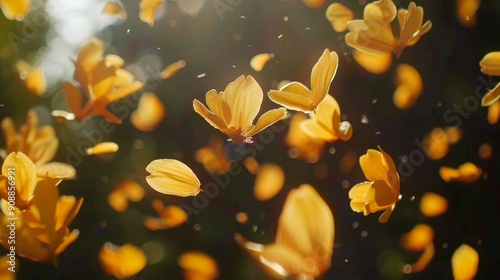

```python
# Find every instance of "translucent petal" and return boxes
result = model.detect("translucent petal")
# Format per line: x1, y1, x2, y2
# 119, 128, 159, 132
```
353, 51, 392, 74
222, 75, 263, 130
481, 82, 500, 106
245, 108, 287, 137
145, 159, 201, 197
325, 3, 354, 32
0, 0, 30, 21
254, 163, 285, 201
250, 53, 275, 72
160, 60, 186, 79
99, 243, 147, 279
400, 224, 434, 252
310, 49, 338, 108
178, 251, 219, 280
103, 1, 127, 20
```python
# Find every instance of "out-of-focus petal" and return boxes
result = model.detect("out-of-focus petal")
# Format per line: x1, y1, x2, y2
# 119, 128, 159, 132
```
85, 142, 119, 155
0, 255, 15, 280
250, 53, 274, 72
139, 0, 163, 27
403, 243, 435, 273
487, 100, 500, 124
419, 192, 448, 217
393, 85, 420, 110
0, 0, 30, 21
439, 162, 482, 183
456, 0, 480, 27
260, 244, 317, 277
160, 60, 186, 79
302, 0, 325, 9
178, 251, 219, 280
395, 64, 423, 94
452, 244, 479, 280
325, 3, 354, 32
103, 1, 127, 20
284, 113, 325, 163
130, 92, 166, 132
145, 159, 201, 197
99, 243, 147, 279
63, 82, 83, 115
400, 224, 434, 252
253, 163, 285, 201
444, 126, 462, 144
422, 128, 449, 160
14, 60, 46, 95
353, 51, 392, 74
478, 143, 492, 160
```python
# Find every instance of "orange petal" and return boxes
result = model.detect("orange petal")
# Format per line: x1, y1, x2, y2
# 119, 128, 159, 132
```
400, 224, 434, 252
478, 143, 492, 160
452, 244, 479, 280
479, 51, 500, 76
422, 128, 449, 160
139, 0, 163, 27
395, 64, 423, 94
160, 60, 186, 79
85, 142, 119, 155
253, 163, 285, 201
103, 1, 127, 20
403, 243, 435, 273
487, 100, 500, 124
353, 51, 392, 74
393, 85, 420, 110
178, 251, 219, 280
284, 113, 324, 163
456, 0, 480, 27
14, 60, 46, 95
250, 53, 274, 72
444, 126, 462, 144
302, 0, 325, 9
481, 82, 500, 106
131, 92, 166, 131
145, 159, 201, 197
0, 0, 30, 21
419, 192, 448, 217
99, 243, 147, 279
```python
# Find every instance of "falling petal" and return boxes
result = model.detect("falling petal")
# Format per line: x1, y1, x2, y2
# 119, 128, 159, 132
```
452, 244, 479, 280
130, 92, 166, 132
139, 0, 163, 27
393, 85, 420, 110
403, 243, 435, 273
456, 0, 480, 27
479, 51, 500, 76
478, 143, 492, 160
353, 51, 392, 74
145, 159, 201, 197
419, 192, 448, 217
400, 224, 434, 252
159, 60, 186, 79
481, 82, 500, 106
250, 53, 275, 72
487, 100, 500, 124
0, 0, 30, 21
302, 0, 326, 9
422, 128, 449, 160
325, 3, 354, 32
439, 162, 482, 183
36, 162, 77, 179
85, 142, 119, 155
253, 163, 285, 201
178, 251, 219, 280
444, 126, 462, 144
103, 1, 127, 20
243, 157, 260, 175
99, 243, 147, 279
14, 60, 46, 96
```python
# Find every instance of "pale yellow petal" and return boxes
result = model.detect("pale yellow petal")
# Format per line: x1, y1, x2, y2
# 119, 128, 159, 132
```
479, 51, 500, 76
310, 49, 338, 108
419, 192, 448, 217
325, 3, 354, 32
85, 142, 119, 155
481, 82, 500, 106
0, 0, 30, 21
139, 0, 163, 27
145, 159, 201, 197
254, 163, 285, 201
36, 162, 77, 179
250, 53, 274, 72
131, 92, 166, 131
363, 180, 396, 215
268, 88, 313, 112
363, 0, 397, 22
452, 244, 479, 280
245, 108, 287, 138
160, 60, 186, 79
222, 75, 263, 130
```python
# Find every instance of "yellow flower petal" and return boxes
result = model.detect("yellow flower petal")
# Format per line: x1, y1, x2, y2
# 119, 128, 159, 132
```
99, 243, 147, 279
419, 192, 448, 217
444, 126, 462, 144
456, 0, 480, 28
439, 162, 482, 183
253, 163, 285, 201
268, 86, 313, 111
194, 136, 230, 174
310, 49, 338, 109
0, 255, 15, 280
353, 51, 392, 74
85, 142, 119, 155
276, 184, 334, 276
481, 82, 500, 106
363, 180, 396, 215
260, 244, 317, 277
103, 1, 127, 20
422, 128, 449, 160
2, 152, 37, 209
143, 199, 187, 230
452, 244, 479, 280
14, 60, 46, 95
243, 157, 260, 175
363, 0, 397, 22
145, 159, 201, 197
130, 92, 166, 131
36, 162, 77, 179
193, 99, 227, 132
284, 113, 325, 163
393, 85, 420, 110
250, 53, 274, 72
139, 0, 163, 27
487, 100, 500, 124
159, 60, 186, 79
63, 82, 83, 115
222, 75, 263, 130
178, 251, 219, 280
108, 180, 144, 212
359, 149, 387, 182
325, 3, 354, 32
0, 0, 30, 21
479, 51, 500, 76
395, 63, 423, 94
245, 108, 287, 138
400, 224, 434, 252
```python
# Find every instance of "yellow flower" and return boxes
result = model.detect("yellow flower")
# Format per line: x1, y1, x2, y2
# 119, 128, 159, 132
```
345, 0, 432, 58
236, 184, 334, 278
193, 75, 287, 143
0, 0, 30, 21
0, 178, 83, 263
301, 94, 353, 142
61, 37, 144, 124
1, 110, 75, 179
268, 49, 338, 112
349, 147, 400, 223
479, 52, 500, 106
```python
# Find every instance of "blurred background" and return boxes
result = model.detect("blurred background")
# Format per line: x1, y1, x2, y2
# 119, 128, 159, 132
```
0, 0, 499, 279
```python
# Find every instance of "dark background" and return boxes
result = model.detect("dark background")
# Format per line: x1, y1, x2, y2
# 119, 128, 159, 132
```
1, 0, 500, 279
